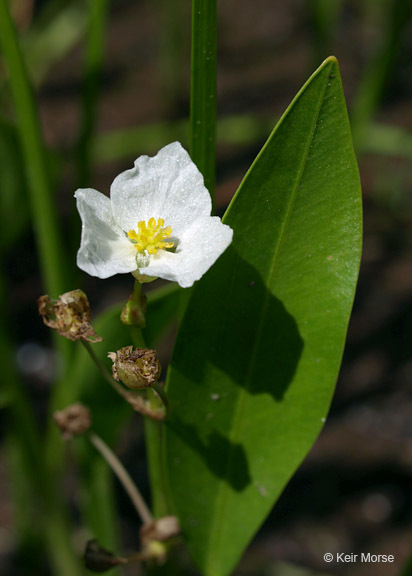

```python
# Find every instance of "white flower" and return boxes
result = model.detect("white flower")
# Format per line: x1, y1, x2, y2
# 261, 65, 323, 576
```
75, 142, 233, 288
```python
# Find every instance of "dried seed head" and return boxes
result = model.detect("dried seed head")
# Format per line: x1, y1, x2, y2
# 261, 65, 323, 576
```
38, 290, 102, 342
83, 540, 127, 573
108, 346, 161, 390
54, 403, 92, 439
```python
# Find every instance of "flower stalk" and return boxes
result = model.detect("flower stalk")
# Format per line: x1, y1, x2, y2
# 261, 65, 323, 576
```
130, 326, 170, 517
121, 280, 147, 327
153, 381, 169, 412
81, 340, 131, 401
88, 431, 153, 525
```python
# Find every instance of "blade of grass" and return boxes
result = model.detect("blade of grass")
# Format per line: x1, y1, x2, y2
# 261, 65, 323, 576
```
190, 0, 217, 200
0, 5, 83, 573
0, 0, 73, 477
0, 0, 68, 299
0, 0, 75, 488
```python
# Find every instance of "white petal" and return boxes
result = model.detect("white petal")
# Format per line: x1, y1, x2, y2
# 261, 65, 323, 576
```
110, 142, 212, 237
139, 217, 233, 288
75, 188, 138, 279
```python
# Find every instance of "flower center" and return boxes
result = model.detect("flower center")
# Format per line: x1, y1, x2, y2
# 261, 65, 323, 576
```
127, 217, 174, 255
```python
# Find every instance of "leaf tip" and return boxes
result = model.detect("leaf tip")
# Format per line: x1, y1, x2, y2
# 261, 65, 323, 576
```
323, 55, 339, 66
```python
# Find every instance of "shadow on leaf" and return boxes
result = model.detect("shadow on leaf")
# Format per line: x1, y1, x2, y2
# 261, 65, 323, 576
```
167, 245, 304, 490
168, 416, 251, 491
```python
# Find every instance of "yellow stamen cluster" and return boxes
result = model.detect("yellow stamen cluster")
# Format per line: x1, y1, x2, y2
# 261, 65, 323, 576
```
128, 218, 174, 255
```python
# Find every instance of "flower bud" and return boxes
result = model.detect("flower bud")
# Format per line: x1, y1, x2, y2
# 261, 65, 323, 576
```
120, 286, 147, 328
54, 403, 92, 439
38, 290, 102, 343
108, 346, 161, 390
142, 540, 168, 564
84, 539, 127, 573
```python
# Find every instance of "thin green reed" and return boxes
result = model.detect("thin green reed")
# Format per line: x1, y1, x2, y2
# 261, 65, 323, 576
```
142, 0, 219, 520
0, 4, 83, 574
190, 0, 217, 202
0, 0, 70, 483
0, 0, 67, 299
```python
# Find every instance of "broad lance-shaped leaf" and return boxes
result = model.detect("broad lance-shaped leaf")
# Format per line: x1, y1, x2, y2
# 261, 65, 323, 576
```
164, 56, 362, 576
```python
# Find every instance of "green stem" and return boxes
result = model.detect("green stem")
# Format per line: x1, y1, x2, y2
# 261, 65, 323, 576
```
190, 0, 217, 201
131, 315, 169, 518
0, 0, 67, 298
144, 417, 169, 518
153, 382, 170, 413
89, 431, 153, 524
81, 340, 132, 401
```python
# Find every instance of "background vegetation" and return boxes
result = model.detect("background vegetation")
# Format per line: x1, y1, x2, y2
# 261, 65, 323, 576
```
1, 1, 412, 575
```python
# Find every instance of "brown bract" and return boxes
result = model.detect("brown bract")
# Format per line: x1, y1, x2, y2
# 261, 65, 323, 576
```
37, 289, 102, 342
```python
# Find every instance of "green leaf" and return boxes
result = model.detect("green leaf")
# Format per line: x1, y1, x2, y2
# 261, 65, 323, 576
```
164, 57, 362, 576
